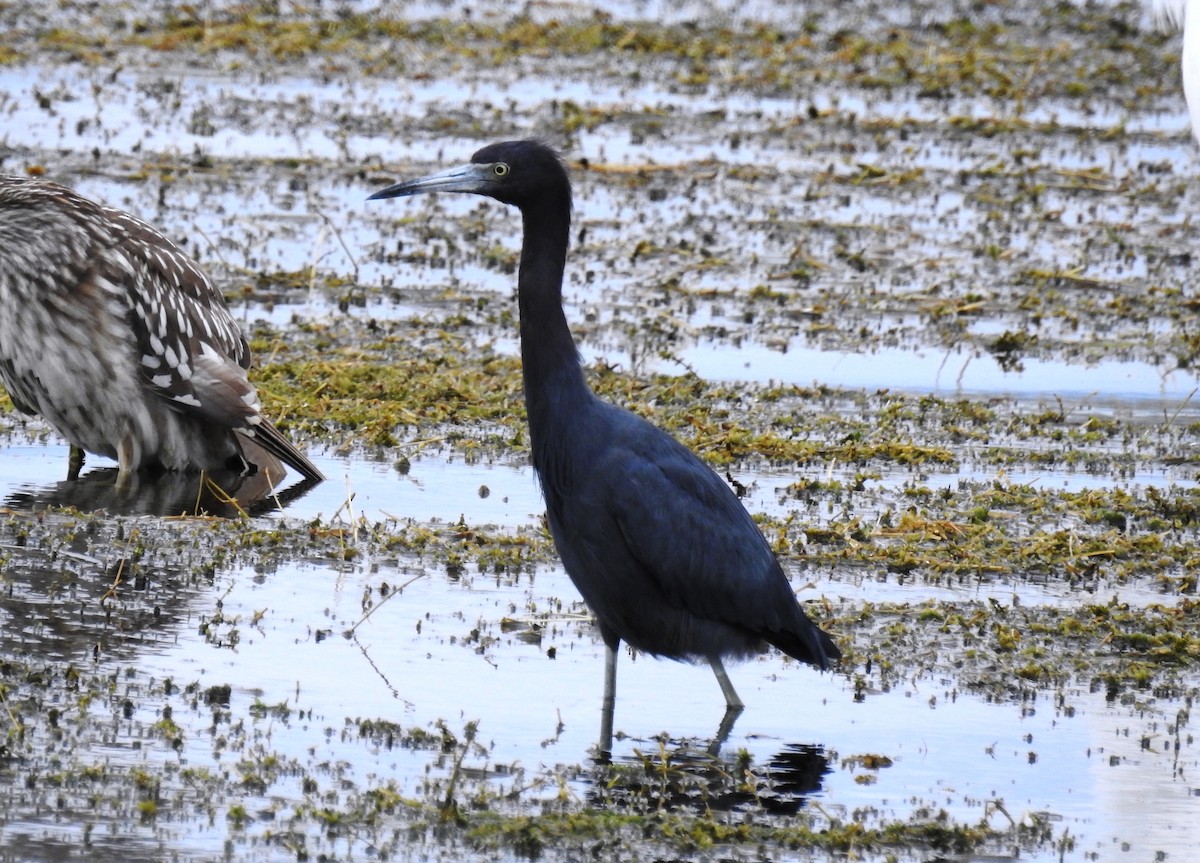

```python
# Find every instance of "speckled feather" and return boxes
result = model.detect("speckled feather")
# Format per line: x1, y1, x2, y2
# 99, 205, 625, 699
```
0, 176, 322, 481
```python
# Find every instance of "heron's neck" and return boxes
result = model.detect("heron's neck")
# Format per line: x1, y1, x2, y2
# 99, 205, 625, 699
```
516, 206, 590, 435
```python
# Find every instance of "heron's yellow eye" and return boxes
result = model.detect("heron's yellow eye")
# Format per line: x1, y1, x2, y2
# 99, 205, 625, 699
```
493, 163, 509, 177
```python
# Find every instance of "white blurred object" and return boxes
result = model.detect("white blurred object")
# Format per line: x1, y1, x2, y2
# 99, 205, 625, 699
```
1152, 0, 1200, 143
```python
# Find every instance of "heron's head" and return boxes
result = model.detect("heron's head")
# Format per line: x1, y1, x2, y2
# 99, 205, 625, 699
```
368, 139, 571, 211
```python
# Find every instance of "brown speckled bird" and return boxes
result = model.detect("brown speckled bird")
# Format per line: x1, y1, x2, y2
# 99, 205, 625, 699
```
0, 176, 322, 486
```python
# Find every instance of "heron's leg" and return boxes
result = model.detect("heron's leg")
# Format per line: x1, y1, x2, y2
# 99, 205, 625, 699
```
115, 435, 138, 490
67, 445, 85, 481
598, 640, 618, 760
708, 655, 744, 711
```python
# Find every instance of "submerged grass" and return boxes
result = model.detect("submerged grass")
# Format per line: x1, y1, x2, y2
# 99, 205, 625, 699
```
243, 309, 1200, 482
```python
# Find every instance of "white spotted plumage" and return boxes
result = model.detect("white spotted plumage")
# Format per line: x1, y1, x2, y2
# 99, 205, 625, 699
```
0, 176, 323, 484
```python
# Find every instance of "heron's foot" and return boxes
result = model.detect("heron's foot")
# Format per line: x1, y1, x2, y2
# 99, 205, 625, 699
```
67, 445, 85, 481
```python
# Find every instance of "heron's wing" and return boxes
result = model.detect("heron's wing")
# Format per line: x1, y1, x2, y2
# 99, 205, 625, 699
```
97, 209, 257, 418
603, 430, 799, 634
103, 209, 323, 480
0, 357, 44, 416
0, 179, 155, 416
591, 428, 837, 667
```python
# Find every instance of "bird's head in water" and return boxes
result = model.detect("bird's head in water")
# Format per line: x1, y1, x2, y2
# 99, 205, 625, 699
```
368, 139, 570, 210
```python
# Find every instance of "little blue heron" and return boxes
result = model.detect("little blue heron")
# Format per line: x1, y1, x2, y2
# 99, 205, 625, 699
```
369, 140, 839, 749
1152, 0, 1200, 143
0, 176, 323, 486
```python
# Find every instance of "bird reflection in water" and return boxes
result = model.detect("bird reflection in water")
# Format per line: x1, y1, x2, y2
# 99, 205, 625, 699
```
4, 461, 321, 517
588, 737, 831, 816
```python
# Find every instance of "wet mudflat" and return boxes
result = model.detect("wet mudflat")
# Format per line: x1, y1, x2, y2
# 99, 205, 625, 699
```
1, 0, 1200, 860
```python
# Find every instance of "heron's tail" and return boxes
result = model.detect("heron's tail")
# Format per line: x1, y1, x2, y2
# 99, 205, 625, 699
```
767, 619, 841, 671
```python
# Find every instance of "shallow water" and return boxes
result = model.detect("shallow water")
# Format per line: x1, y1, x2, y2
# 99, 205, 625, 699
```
2, 512, 1194, 862
161, 559, 1200, 862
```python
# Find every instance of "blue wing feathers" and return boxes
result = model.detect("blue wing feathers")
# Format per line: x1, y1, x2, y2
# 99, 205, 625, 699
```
538, 401, 838, 669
